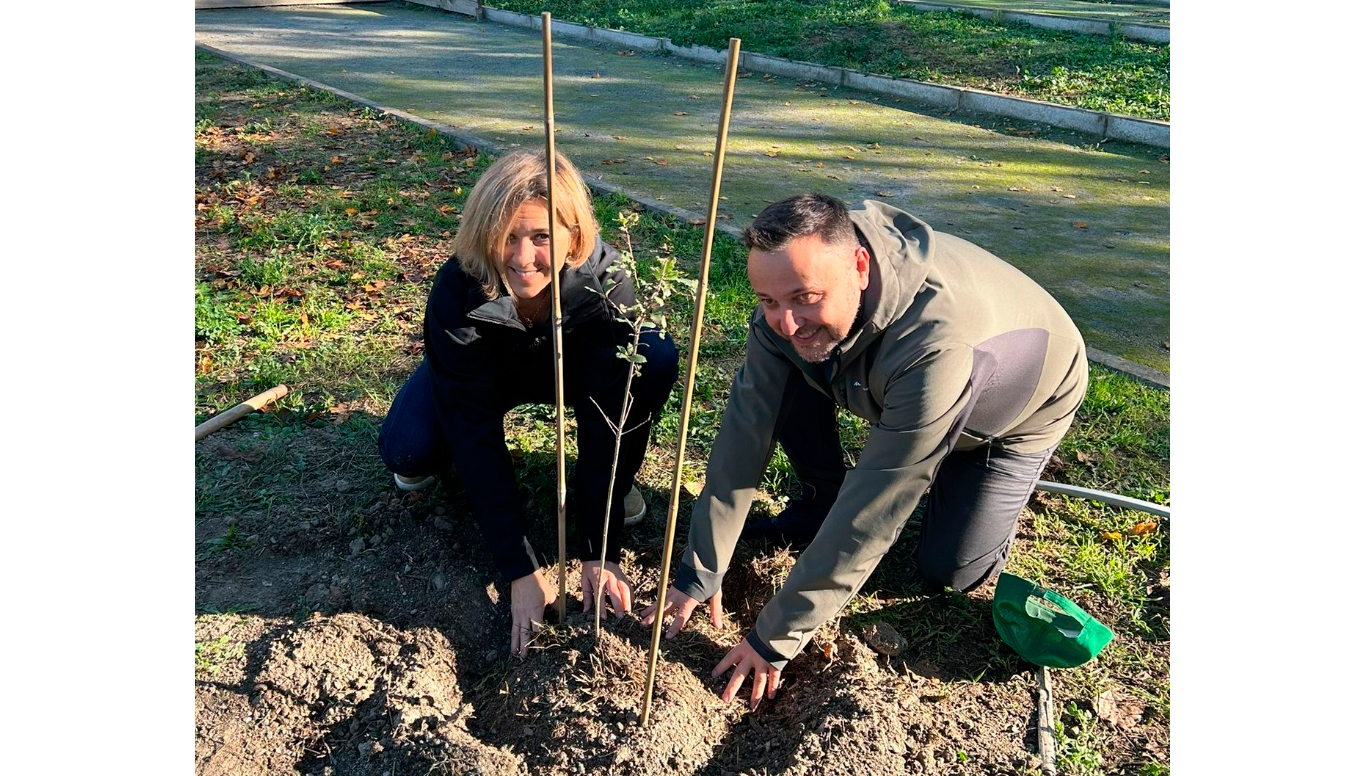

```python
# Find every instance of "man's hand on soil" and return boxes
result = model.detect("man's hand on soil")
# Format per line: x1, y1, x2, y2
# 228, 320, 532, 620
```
581, 560, 634, 620
509, 569, 556, 658
639, 587, 724, 639
713, 636, 781, 711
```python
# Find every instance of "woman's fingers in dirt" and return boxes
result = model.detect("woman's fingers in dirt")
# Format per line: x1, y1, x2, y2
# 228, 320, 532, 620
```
709, 589, 725, 629
510, 614, 542, 658
607, 573, 633, 617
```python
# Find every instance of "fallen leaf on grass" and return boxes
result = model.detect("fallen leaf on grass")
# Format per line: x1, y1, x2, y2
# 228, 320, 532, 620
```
673, 111, 688, 116
1131, 521, 1158, 535
1008, 186, 1030, 192
327, 127, 341, 135
242, 151, 255, 164
1094, 688, 1146, 730
331, 155, 344, 165
1102, 531, 1123, 541
1073, 221, 1089, 229
875, 191, 895, 197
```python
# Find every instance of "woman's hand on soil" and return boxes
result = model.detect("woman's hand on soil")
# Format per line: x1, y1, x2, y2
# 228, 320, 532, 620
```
581, 560, 634, 619
509, 569, 557, 658
713, 636, 781, 711
639, 587, 724, 639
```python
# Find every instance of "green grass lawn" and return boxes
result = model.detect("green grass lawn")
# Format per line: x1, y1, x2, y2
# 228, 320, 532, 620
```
196, 49, 1169, 772
479, 0, 1169, 121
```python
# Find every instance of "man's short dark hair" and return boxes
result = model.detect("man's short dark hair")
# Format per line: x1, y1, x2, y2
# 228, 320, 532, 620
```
741, 193, 857, 252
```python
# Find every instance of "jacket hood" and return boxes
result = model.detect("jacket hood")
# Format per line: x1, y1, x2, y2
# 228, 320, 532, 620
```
833, 201, 934, 362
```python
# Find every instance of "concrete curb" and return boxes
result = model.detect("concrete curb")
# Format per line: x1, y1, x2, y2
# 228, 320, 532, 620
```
903, 2, 1169, 44
195, 42, 1169, 389
466, 5, 1168, 149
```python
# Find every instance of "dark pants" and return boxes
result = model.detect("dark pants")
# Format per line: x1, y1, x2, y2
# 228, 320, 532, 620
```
772, 377, 1053, 594
378, 329, 678, 552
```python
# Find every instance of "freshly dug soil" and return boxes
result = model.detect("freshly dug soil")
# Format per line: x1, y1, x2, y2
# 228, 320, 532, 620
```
196, 422, 1163, 775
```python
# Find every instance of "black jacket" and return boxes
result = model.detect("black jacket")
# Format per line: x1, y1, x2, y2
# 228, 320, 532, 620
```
423, 237, 637, 582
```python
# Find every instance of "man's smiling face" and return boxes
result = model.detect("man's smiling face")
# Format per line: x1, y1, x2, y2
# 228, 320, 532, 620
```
747, 234, 871, 363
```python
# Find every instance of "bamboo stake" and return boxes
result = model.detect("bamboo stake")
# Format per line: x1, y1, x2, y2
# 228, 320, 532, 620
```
194, 385, 289, 442
1037, 666, 1058, 774
542, 12, 568, 621
640, 37, 741, 727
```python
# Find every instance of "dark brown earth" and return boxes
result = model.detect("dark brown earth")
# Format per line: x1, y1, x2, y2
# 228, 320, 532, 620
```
196, 420, 1163, 776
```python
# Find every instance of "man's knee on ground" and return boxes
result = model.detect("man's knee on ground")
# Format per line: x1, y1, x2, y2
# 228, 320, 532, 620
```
917, 552, 1005, 595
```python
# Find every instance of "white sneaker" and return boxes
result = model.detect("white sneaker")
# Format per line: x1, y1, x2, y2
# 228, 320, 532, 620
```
394, 473, 435, 492
623, 485, 646, 526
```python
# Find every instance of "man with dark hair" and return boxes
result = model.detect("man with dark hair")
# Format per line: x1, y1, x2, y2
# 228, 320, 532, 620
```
642, 194, 1088, 708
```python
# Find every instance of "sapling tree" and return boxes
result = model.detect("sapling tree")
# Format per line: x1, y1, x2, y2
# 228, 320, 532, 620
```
583, 211, 689, 635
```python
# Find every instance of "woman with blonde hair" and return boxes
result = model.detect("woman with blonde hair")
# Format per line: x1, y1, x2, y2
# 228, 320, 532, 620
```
378, 150, 678, 656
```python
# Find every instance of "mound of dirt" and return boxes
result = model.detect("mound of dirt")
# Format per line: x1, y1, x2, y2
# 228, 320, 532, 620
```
197, 613, 526, 776
196, 424, 1162, 774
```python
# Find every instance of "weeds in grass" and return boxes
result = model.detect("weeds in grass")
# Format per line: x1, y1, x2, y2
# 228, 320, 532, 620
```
1055, 702, 1106, 776
196, 634, 245, 676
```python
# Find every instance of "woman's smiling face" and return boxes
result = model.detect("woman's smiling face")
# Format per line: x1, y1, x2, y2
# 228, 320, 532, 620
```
499, 198, 570, 301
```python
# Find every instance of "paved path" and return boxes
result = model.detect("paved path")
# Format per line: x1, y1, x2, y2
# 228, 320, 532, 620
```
195, 3, 1169, 380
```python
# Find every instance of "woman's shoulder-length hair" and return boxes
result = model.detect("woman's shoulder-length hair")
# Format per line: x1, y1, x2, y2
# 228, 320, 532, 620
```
452, 149, 600, 299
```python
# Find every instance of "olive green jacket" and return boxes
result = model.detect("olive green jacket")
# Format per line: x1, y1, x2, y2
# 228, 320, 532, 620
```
674, 201, 1088, 667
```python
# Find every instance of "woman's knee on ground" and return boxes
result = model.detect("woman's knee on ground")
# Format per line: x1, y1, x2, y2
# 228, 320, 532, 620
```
631, 330, 680, 408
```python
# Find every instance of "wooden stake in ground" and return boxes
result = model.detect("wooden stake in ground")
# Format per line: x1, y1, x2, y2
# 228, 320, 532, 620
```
1037, 665, 1058, 774
194, 385, 289, 442
542, 11, 568, 621
640, 37, 742, 727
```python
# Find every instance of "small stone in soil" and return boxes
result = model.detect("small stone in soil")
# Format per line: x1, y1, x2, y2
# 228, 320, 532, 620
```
862, 621, 905, 656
